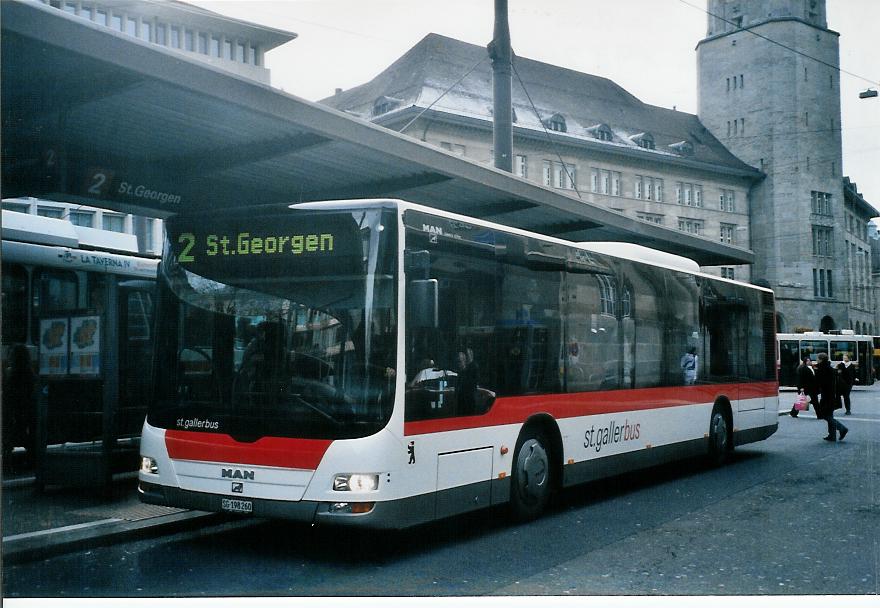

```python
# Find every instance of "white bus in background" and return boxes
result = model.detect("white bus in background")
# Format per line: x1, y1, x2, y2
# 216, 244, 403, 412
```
1, 210, 158, 486
777, 331, 875, 389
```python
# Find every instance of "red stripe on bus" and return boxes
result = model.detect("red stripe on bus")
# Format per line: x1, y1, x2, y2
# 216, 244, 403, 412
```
404, 381, 778, 436
165, 430, 332, 469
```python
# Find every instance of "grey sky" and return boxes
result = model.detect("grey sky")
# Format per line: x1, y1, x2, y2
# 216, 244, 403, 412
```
195, 0, 880, 219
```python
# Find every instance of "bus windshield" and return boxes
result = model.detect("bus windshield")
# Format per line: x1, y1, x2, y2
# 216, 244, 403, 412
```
149, 208, 398, 440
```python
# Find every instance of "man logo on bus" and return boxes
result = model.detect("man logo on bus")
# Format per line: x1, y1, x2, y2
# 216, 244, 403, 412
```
408, 441, 415, 464
222, 468, 255, 480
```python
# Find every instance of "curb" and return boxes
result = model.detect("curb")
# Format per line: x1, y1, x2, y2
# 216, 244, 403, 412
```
2, 510, 226, 564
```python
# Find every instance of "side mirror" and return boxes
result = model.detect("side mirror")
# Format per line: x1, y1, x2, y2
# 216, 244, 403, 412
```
408, 279, 438, 328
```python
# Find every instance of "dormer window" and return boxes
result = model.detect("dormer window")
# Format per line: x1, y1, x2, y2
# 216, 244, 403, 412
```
669, 140, 694, 156
372, 95, 401, 117
631, 132, 655, 150
544, 113, 567, 133
588, 123, 613, 142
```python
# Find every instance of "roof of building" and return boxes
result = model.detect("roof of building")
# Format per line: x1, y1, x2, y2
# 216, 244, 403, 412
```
323, 33, 756, 175
843, 177, 880, 218
141, 0, 296, 48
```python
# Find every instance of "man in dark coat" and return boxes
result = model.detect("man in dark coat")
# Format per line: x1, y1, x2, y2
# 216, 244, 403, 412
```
790, 356, 818, 418
815, 353, 848, 442
836, 355, 856, 415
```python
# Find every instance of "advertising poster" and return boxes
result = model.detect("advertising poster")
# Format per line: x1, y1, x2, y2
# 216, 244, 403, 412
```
69, 315, 101, 375
39, 318, 69, 376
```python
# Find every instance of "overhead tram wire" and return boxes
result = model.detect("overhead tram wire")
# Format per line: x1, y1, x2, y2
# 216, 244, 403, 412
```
675, 0, 879, 88
512, 60, 582, 200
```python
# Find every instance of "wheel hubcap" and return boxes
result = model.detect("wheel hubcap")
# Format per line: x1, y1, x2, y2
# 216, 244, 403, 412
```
712, 413, 728, 452
517, 439, 548, 503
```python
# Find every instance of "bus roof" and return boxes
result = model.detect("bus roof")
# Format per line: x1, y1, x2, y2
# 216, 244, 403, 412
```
1, 210, 140, 254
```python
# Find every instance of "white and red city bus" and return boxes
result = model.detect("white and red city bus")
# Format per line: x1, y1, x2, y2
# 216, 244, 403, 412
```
138, 199, 778, 528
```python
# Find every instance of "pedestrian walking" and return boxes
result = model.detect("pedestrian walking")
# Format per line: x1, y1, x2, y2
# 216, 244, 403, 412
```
814, 353, 848, 442
790, 356, 818, 418
837, 354, 856, 415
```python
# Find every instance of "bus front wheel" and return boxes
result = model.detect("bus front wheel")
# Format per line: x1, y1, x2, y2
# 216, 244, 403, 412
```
510, 430, 551, 521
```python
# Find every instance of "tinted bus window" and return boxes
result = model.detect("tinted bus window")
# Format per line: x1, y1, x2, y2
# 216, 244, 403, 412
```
801, 340, 827, 362
830, 340, 856, 361
2, 264, 29, 345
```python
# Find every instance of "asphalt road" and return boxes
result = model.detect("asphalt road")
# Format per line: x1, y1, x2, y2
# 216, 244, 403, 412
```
3, 386, 878, 598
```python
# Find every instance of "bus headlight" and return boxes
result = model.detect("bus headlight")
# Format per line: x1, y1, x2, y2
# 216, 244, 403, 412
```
140, 456, 159, 475
332, 473, 379, 492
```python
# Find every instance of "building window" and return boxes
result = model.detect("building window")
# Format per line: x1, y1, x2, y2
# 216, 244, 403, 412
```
373, 96, 400, 116
210, 36, 221, 57
632, 133, 655, 150
812, 226, 833, 257
720, 189, 735, 212
68, 210, 94, 228
185, 30, 195, 51
720, 223, 736, 245
544, 160, 575, 190
37, 206, 64, 219
545, 113, 567, 133
678, 182, 700, 206
126, 16, 137, 36
589, 124, 613, 141
811, 191, 832, 215
96, 8, 108, 25
170, 26, 181, 48
636, 212, 664, 225
156, 23, 166, 45
515, 155, 528, 179
111, 13, 122, 31
739, 74, 744, 88
726, 77, 730, 92
63, 1, 78, 15
678, 218, 703, 235
3, 201, 30, 213
601, 170, 610, 195
139, 20, 152, 42
634, 176, 642, 199
236, 42, 246, 62
250, 45, 259, 65
612, 172, 621, 196
720, 267, 735, 280
103, 213, 126, 232
597, 275, 616, 316
198, 33, 208, 54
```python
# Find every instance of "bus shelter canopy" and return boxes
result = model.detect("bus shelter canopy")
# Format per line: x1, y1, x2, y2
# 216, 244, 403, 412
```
1, 0, 754, 266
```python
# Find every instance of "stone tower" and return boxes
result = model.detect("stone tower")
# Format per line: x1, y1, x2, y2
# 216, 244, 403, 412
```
697, 0, 848, 332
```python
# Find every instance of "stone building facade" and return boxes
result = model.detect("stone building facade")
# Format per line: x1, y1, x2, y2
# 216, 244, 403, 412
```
324, 34, 760, 283
697, 0, 877, 333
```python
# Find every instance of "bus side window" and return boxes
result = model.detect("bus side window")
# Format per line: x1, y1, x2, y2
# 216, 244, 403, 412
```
39, 269, 78, 313
2, 263, 30, 346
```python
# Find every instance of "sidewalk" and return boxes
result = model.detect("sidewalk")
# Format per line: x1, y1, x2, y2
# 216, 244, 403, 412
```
1, 465, 221, 563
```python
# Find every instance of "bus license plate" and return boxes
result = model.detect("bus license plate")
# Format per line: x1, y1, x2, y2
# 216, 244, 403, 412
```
221, 498, 253, 514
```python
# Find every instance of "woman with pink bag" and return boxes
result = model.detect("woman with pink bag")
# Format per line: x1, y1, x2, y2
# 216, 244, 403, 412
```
789, 356, 818, 418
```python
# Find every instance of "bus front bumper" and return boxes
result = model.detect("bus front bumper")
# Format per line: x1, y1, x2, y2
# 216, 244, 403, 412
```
138, 480, 437, 529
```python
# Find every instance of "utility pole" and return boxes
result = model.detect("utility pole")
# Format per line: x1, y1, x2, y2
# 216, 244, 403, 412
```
488, 0, 513, 173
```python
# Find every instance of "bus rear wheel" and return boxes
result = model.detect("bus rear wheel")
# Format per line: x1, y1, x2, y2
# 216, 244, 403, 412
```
708, 406, 732, 466
510, 431, 551, 521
